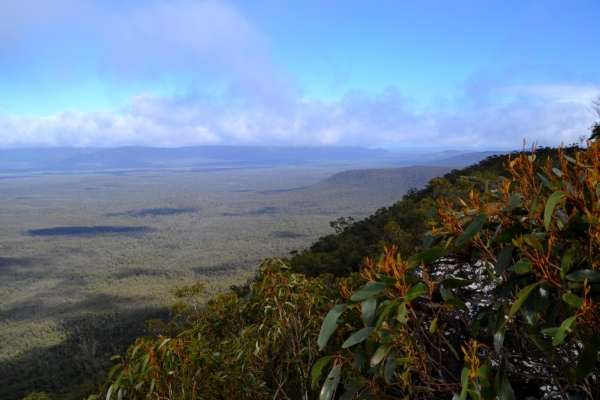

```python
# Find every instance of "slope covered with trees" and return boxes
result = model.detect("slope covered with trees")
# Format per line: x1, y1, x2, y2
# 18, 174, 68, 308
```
25, 138, 600, 399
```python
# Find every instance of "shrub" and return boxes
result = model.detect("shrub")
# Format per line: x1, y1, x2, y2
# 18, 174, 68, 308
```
315, 142, 600, 399
101, 258, 339, 399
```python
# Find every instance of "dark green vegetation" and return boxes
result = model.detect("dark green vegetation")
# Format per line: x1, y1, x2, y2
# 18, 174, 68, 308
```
0, 163, 451, 399
314, 143, 600, 399
92, 142, 600, 400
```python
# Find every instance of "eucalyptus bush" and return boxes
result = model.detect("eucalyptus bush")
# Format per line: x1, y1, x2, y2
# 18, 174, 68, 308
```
315, 142, 600, 399
100, 258, 338, 400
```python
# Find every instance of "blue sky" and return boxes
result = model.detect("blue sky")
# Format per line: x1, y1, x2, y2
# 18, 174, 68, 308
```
1, 0, 599, 150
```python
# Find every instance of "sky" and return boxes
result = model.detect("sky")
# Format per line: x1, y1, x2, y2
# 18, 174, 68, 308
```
1, 0, 599, 150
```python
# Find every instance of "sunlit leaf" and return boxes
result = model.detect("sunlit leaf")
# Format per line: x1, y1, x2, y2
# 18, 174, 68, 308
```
319, 364, 342, 400
551, 315, 577, 346
544, 191, 566, 230
370, 343, 392, 367
562, 293, 584, 308
311, 356, 334, 389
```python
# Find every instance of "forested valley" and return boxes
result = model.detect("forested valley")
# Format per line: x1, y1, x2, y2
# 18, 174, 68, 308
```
6, 139, 600, 400
0, 162, 450, 399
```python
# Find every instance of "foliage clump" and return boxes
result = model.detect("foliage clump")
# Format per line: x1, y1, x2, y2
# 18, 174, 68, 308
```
100, 259, 339, 399
314, 141, 600, 399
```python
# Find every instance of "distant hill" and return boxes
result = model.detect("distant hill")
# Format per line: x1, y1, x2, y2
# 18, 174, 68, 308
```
258, 166, 454, 215
0, 146, 510, 173
424, 150, 510, 167
0, 146, 398, 172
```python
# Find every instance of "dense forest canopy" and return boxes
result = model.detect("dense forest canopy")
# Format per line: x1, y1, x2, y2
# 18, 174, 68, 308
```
21, 134, 600, 399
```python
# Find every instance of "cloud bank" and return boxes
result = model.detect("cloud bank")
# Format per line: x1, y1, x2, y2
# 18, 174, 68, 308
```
1, 83, 597, 149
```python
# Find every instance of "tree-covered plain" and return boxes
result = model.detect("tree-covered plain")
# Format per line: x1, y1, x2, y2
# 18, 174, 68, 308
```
0, 163, 450, 399
85, 141, 600, 400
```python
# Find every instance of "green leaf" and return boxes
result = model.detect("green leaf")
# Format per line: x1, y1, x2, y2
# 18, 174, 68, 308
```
370, 344, 392, 367
393, 356, 416, 365
494, 356, 515, 400
312, 356, 334, 389
106, 384, 114, 400
404, 284, 429, 302
319, 364, 342, 400
456, 213, 489, 246
496, 224, 526, 243
409, 247, 447, 268
529, 334, 552, 359
440, 287, 454, 300
440, 278, 474, 287
507, 258, 532, 274
350, 281, 388, 301
493, 305, 507, 333
342, 327, 375, 349
384, 350, 397, 383
445, 298, 469, 313
429, 317, 438, 334
537, 172, 551, 186
494, 327, 506, 353
509, 194, 523, 210
541, 327, 559, 336
460, 367, 469, 400
552, 167, 563, 177
318, 305, 346, 351
496, 245, 514, 274
361, 296, 377, 326
575, 334, 600, 382
562, 293, 584, 308
566, 270, 600, 283
157, 338, 171, 349
552, 315, 577, 346
509, 283, 538, 317
560, 245, 579, 280
477, 363, 490, 382
524, 234, 544, 254
375, 298, 401, 327
544, 191, 567, 230
396, 302, 408, 324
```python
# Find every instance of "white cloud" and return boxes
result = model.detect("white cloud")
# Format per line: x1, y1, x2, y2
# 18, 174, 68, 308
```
1, 83, 597, 149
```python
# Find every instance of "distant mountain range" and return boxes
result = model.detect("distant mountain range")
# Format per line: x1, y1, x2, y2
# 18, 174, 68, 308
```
0, 146, 510, 172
